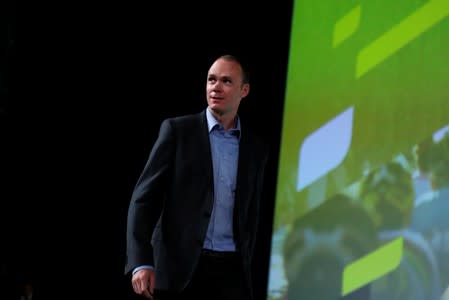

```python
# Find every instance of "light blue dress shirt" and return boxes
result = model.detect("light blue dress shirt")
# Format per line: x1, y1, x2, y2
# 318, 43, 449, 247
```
203, 107, 240, 251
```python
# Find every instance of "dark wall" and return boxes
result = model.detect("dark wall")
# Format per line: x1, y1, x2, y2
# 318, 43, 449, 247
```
5, 2, 292, 299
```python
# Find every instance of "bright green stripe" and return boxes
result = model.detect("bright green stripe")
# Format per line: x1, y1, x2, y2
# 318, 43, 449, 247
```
356, 0, 449, 78
342, 237, 403, 296
333, 5, 361, 48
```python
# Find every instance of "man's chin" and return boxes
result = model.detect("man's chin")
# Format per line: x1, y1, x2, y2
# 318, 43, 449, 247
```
210, 106, 224, 116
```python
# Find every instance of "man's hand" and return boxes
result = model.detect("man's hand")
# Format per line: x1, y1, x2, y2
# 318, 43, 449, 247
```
132, 268, 156, 299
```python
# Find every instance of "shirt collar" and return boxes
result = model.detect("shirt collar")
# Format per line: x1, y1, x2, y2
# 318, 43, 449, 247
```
206, 107, 241, 139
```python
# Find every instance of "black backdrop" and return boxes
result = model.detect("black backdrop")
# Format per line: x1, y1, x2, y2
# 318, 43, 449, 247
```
3, 1, 293, 299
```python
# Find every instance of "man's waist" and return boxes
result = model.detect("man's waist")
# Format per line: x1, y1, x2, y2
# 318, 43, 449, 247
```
201, 248, 239, 259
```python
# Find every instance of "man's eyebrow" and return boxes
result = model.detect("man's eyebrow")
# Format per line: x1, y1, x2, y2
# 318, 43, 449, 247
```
216, 75, 233, 81
207, 74, 233, 81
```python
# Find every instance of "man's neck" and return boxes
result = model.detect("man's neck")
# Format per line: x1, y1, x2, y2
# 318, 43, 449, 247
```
209, 108, 237, 131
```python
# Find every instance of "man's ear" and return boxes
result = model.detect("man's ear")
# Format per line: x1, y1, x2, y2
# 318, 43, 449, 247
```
241, 83, 250, 99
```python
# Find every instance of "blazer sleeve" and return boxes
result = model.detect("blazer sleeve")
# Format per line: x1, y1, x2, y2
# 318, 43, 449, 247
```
125, 118, 175, 274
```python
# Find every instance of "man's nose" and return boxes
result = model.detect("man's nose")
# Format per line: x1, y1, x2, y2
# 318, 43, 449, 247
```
212, 81, 223, 90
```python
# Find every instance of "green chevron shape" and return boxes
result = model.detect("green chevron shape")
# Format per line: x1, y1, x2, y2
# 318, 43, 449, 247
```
356, 0, 449, 78
333, 5, 361, 48
342, 237, 403, 296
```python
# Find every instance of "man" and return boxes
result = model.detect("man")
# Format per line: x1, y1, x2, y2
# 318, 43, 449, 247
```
125, 54, 268, 300
411, 131, 449, 294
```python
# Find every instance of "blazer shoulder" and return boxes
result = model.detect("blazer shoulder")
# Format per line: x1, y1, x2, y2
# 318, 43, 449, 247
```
164, 111, 204, 127
160, 111, 205, 134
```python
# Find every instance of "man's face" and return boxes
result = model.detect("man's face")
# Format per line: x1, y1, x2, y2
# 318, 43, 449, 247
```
206, 58, 249, 116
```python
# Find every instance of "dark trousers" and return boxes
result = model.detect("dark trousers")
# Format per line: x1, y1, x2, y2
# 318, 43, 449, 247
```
154, 250, 248, 300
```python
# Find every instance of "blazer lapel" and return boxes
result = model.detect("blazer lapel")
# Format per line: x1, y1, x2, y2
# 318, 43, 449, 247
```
197, 111, 214, 187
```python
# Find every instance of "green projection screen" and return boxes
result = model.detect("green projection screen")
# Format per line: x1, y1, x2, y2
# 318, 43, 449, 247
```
268, 0, 449, 299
